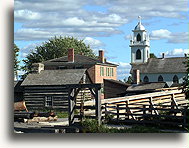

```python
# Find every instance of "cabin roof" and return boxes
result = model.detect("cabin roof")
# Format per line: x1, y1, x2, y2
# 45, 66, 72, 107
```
21, 69, 87, 86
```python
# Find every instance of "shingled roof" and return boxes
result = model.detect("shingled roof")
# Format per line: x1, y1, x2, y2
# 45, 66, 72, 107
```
43, 54, 118, 66
131, 57, 187, 74
21, 69, 87, 86
127, 82, 168, 91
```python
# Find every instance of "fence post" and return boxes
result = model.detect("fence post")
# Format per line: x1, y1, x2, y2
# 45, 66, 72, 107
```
143, 105, 146, 120
125, 101, 129, 119
104, 103, 107, 119
182, 106, 187, 128
117, 104, 120, 121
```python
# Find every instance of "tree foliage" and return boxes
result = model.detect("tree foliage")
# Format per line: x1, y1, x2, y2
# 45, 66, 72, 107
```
150, 53, 157, 58
123, 76, 133, 84
14, 43, 20, 78
22, 36, 96, 75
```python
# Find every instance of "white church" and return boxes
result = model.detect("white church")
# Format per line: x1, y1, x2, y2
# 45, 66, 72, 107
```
130, 17, 187, 87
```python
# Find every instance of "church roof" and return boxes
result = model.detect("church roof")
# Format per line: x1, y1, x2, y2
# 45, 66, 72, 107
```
134, 22, 145, 31
131, 57, 187, 74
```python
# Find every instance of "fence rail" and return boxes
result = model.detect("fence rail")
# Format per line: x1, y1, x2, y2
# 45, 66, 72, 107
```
104, 103, 188, 128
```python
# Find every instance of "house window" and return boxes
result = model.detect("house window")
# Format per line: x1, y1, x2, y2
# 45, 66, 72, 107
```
158, 75, 164, 82
137, 33, 141, 41
45, 96, 53, 107
106, 67, 108, 76
111, 68, 114, 77
143, 76, 149, 82
136, 49, 141, 59
100, 67, 104, 76
173, 75, 179, 83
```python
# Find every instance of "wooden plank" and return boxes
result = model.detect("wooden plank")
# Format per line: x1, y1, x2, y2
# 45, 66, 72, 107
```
102, 89, 182, 104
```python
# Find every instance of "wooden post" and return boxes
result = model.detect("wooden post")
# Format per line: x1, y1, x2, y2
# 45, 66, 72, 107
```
68, 88, 75, 126
125, 101, 129, 119
95, 88, 101, 125
116, 104, 120, 121
182, 106, 187, 128
143, 105, 146, 120
104, 103, 107, 117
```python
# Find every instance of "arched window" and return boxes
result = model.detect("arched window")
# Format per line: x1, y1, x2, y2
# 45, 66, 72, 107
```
137, 33, 141, 41
136, 49, 141, 59
143, 76, 149, 83
158, 75, 164, 82
173, 75, 179, 83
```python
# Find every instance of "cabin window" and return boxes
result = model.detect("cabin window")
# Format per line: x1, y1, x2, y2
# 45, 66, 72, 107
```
45, 96, 53, 107
173, 75, 179, 83
136, 49, 141, 59
100, 67, 104, 76
137, 33, 141, 41
158, 75, 164, 82
143, 76, 149, 82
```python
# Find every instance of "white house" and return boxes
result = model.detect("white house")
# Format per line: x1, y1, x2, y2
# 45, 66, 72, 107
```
130, 17, 187, 87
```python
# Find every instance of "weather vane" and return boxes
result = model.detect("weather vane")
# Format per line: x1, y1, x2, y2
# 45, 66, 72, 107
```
138, 16, 142, 24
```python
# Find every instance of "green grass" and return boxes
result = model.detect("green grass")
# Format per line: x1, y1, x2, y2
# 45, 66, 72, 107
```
56, 111, 68, 118
81, 118, 162, 133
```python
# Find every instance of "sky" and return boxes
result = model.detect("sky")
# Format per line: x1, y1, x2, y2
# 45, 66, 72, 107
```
14, 0, 189, 80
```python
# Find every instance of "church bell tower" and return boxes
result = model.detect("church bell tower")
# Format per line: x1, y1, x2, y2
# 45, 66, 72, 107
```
130, 16, 150, 64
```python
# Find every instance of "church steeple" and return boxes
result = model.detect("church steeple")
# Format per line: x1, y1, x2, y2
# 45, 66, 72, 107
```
130, 16, 150, 64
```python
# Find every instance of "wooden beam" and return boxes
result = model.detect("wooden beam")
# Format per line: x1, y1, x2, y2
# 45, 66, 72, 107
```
89, 88, 96, 98
149, 97, 159, 115
95, 88, 101, 125
68, 88, 75, 126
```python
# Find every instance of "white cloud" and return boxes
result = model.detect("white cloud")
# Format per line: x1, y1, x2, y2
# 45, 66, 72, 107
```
111, 62, 131, 80
150, 29, 188, 44
20, 42, 42, 58
14, 10, 41, 21
14, 0, 188, 42
83, 37, 104, 48
160, 48, 188, 57
151, 29, 171, 39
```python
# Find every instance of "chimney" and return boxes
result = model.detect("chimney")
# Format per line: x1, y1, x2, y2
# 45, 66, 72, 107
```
133, 69, 140, 84
162, 53, 165, 59
99, 50, 105, 63
31, 63, 44, 73
68, 48, 74, 62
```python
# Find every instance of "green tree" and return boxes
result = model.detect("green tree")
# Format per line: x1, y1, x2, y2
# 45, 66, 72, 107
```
22, 36, 96, 75
123, 76, 133, 84
14, 43, 20, 80
150, 53, 157, 58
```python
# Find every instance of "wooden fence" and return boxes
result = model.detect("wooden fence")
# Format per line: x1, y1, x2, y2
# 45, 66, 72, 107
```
102, 89, 188, 127
104, 103, 188, 127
